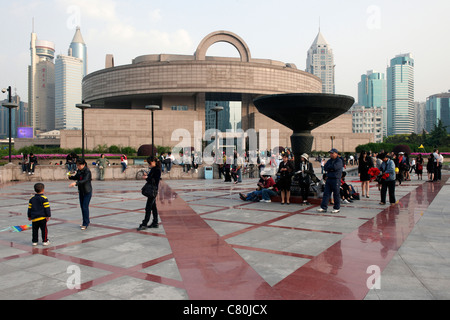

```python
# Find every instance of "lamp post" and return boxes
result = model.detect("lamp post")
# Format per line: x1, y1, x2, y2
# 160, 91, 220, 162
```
1, 86, 18, 163
145, 105, 160, 157
210, 104, 223, 159
76, 104, 91, 158
2, 102, 18, 163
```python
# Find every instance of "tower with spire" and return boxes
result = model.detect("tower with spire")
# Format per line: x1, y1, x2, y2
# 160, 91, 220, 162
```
306, 30, 335, 94
54, 27, 86, 130
69, 26, 88, 77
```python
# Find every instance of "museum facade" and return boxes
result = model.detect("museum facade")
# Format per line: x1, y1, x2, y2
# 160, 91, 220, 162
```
60, 30, 372, 153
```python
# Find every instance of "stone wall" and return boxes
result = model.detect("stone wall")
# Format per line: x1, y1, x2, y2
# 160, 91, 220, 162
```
0, 164, 212, 184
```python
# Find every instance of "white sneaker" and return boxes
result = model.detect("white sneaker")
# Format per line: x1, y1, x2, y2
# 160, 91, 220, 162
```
262, 199, 271, 203
32, 242, 38, 246
43, 241, 50, 246
343, 199, 350, 204
331, 209, 340, 213
317, 208, 327, 213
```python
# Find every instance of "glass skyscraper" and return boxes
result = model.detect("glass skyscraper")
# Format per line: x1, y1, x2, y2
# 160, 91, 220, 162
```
306, 31, 335, 94
55, 55, 83, 130
55, 27, 86, 130
386, 53, 414, 136
426, 92, 450, 133
358, 70, 387, 137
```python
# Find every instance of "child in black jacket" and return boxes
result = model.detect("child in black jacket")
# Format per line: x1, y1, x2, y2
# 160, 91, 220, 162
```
28, 183, 51, 246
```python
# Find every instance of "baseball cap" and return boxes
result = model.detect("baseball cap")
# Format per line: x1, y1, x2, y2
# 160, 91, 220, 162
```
329, 148, 339, 154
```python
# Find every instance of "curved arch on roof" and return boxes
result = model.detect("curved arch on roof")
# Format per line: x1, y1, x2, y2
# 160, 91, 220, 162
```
195, 30, 251, 62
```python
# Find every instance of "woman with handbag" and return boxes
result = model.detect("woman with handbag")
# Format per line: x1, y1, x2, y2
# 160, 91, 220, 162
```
137, 156, 162, 230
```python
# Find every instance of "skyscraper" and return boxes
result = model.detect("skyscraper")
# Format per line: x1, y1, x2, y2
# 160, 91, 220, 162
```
29, 32, 56, 134
69, 26, 88, 77
55, 27, 87, 130
358, 70, 387, 137
426, 92, 450, 133
386, 53, 414, 136
306, 30, 335, 94
55, 55, 83, 130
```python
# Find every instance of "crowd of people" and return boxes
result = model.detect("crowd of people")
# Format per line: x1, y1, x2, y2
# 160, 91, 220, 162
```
21, 145, 446, 246
236, 147, 446, 214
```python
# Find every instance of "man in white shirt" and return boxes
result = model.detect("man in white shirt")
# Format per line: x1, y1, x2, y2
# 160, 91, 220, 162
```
432, 149, 440, 181
437, 152, 444, 181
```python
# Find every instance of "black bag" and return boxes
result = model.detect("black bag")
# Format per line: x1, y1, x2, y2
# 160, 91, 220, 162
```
141, 180, 158, 198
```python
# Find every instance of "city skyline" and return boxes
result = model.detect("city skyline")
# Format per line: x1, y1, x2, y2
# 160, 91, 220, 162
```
1, 0, 449, 104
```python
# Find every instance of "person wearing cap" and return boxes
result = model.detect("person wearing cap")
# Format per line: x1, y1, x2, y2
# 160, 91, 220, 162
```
297, 153, 314, 205
239, 169, 276, 202
277, 153, 294, 204
378, 153, 397, 205
317, 148, 343, 213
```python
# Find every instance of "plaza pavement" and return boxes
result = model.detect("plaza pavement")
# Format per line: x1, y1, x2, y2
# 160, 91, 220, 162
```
0, 169, 449, 300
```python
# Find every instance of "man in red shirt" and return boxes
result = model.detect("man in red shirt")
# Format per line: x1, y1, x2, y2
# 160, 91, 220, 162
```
239, 170, 277, 202
260, 174, 278, 202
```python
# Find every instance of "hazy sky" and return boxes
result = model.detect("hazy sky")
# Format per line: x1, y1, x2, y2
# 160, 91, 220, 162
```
1, 0, 449, 103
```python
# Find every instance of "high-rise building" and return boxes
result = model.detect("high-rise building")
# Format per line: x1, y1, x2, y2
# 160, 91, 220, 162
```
55, 27, 87, 130
351, 104, 384, 143
55, 55, 83, 130
358, 70, 387, 137
414, 101, 426, 133
386, 53, 414, 136
425, 91, 450, 133
69, 26, 88, 77
306, 30, 335, 94
29, 32, 55, 134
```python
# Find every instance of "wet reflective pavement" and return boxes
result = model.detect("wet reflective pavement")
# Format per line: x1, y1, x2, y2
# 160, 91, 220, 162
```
0, 174, 449, 300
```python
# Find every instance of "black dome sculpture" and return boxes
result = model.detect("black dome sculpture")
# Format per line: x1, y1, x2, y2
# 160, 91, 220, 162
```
254, 93, 355, 170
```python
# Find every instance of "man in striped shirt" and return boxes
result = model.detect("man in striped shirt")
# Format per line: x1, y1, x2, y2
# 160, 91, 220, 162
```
28, 183, 51, 246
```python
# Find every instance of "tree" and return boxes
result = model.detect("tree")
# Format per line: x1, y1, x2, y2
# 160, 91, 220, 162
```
427, 120, 448, 147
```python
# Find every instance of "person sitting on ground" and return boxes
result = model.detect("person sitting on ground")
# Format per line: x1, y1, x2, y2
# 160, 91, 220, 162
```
340, 172, 354, 203
239, 170, 277, 202
317, 173, 327, 198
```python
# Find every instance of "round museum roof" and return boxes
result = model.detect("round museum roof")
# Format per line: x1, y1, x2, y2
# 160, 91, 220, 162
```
82, 31, 321, 104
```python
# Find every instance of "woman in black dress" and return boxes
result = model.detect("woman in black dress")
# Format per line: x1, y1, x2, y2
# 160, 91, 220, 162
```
138, 156, 162, 230
277, 154, 294, 204
358, 151, 374, 198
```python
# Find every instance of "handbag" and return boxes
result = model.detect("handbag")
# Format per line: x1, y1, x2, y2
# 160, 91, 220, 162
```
141, 179, 158, 198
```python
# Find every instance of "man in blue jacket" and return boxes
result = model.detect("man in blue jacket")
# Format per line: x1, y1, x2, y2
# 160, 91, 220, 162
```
317, 148, 343, 213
